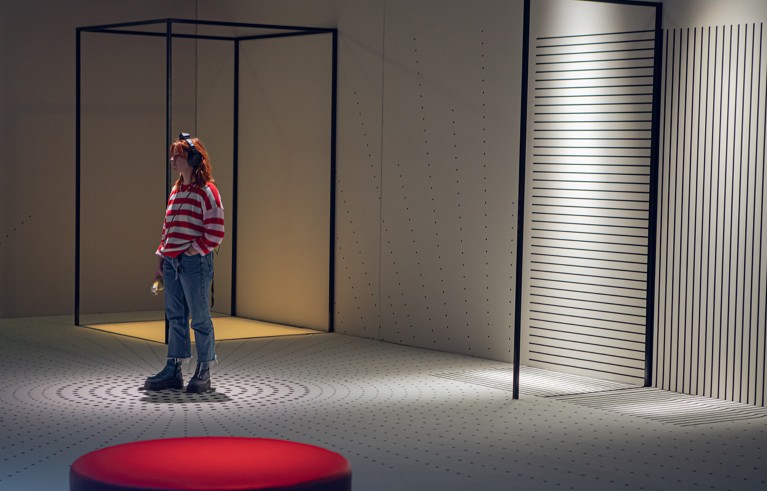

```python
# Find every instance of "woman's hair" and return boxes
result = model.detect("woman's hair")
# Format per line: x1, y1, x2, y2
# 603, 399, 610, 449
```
170, 136, 215, 187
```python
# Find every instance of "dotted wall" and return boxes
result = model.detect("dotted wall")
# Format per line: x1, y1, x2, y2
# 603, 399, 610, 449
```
376, 0, 522, 361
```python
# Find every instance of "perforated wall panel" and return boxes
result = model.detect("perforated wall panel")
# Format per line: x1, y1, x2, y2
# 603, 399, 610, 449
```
377, 0, 522, 360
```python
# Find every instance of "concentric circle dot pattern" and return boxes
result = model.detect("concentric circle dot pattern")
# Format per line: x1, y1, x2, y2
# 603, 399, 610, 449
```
1, 316, 765, 491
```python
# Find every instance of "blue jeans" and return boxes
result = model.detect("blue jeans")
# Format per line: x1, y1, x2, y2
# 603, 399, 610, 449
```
163, 253, 216, 363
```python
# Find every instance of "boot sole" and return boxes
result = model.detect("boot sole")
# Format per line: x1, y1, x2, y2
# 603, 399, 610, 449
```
185, 381, 212, 394
144, 379, 184, 391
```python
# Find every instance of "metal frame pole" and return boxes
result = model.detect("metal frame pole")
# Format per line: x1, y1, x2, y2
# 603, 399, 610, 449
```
512, 0, 532, 400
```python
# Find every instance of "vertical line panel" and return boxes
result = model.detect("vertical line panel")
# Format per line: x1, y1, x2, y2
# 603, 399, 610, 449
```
656, 23, 767, 406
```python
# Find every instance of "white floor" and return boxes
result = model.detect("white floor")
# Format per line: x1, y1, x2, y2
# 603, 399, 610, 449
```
1, 316, 766, 491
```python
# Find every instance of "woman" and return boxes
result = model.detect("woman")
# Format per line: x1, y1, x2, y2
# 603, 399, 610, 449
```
144, 132, 225, 393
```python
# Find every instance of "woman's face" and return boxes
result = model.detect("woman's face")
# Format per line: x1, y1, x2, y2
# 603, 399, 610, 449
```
170, 149, 191, 174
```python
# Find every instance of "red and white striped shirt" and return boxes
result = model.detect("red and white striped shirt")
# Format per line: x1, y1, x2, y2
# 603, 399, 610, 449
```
156, 182, 225, 258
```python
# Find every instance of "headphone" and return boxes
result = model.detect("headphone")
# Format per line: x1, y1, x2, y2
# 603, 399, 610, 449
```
179, 132, 203, 168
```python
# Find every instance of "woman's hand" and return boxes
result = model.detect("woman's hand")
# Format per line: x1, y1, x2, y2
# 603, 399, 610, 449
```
154, 256, 164, 279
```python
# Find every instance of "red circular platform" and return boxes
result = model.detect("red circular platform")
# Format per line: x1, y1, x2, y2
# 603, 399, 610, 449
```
70, 437, 352, 491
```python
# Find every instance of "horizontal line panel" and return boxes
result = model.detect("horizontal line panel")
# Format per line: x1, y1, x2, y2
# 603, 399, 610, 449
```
528, 323, 646, 345
529, 311, 646, 335
530, 259, 647, 280
529, 339, 645, 362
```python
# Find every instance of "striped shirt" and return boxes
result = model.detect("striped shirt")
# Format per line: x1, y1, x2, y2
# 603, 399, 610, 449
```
156, 182, 225, 258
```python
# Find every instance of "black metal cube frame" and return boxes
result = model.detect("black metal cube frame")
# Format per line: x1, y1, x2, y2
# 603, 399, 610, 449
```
75, 19, 338, 335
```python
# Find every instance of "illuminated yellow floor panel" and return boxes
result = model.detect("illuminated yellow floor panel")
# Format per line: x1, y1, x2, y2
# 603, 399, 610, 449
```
84, 316, 322, 343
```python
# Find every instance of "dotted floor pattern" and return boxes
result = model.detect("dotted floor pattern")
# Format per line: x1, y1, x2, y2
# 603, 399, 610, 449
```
1, 316, 766, 491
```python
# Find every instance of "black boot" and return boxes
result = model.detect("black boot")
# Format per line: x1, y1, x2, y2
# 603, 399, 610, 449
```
185, 362, 211, 393
144, 358, 183, 391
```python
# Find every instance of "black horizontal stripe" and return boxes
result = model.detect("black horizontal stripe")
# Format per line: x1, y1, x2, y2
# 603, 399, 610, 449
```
532, 187, 650, 195
536, 84, 654, 90
534, 111, 653, 115
536, 75, 654, 81
531, 250, 648, 265
530, 202, 649, 211
535, 93, 653, 98
534, 137, 652, 141
531, 220, 649, 231
529, 314, 645, 334
530, 300, 646, 318
532, 210, 647, 220
530, 275, 647, 292
530, 235, 648, 248
530, 260, 647, 275
530, 292, 646, 310
537, 29, 654, 41
530, 267, 647, 283
536, 57, 654, 65
526, 357, 645, 380
535, 102, 652, 106
529, 341, 645, 361
534, 128, 652, 132
528, 350, 644, 372
529, 324, 645, 345
534, 119, 652, 123
536, 66, 654, 73
536, 38, 654, 49
530, 333, 645, 354
537, 48, 654, 58
530, 283, 646, 301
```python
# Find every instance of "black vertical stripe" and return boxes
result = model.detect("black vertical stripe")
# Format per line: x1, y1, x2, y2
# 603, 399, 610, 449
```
671, 27, 681, 392
741, 24, 762, 404
759, 23, 767, 408
741, 24, 755, 403
691, 26, 702, 393
656, 27, 671, 387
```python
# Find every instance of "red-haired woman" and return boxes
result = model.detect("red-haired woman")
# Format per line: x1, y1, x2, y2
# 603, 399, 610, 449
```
145, 133, 225, 393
